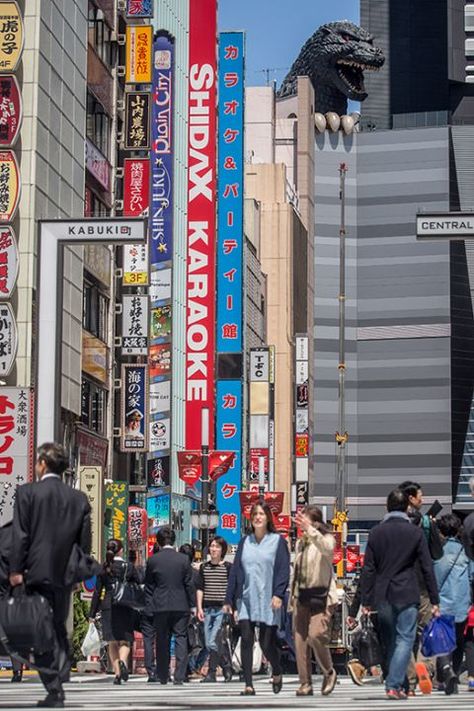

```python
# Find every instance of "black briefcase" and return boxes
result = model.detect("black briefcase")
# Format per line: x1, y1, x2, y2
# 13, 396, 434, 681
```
0, 588, 55, 656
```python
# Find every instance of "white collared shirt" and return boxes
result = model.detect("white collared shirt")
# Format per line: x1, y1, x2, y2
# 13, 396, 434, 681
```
41, 473, 61, 481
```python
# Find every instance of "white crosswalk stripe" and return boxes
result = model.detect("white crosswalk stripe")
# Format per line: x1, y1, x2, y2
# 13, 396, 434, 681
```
1, 674, 473, 710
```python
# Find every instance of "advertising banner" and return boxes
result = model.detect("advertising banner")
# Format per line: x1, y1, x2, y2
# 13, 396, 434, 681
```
149, 416, 170, 452
209, 450, 235, 482
147, 455, 170, 487
124, 91, 150, 150
149, 343, 171, 379
85, 138, 111, 192
150, 380, 171, 415
177, 451, 201, 486
0, 225, 17, 298
125, 25, 152, 84
0, 75, 21, 146
0, 301, 16, 376
123, 158, 150, 217
120, 364, 148, 452
128, 505, 147, 544
0, 2, 23, 73
0, 149, 19, 221
122, 294, 148, 355
123, 243, 148, 285
126, 0, 153, 18
185, 0, 217, 450
146, 489, 170, 531
150, 268, 171, 302
216, 380, 241, 544
104, 482, 129, 556
79, 466, 103, 561
0, 387, 33, 525
150, 304, 171, 340
294, 334, 309, 487
217, 32, 244, 352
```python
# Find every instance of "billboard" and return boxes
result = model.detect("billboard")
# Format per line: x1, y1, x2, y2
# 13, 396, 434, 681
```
0, 3, 23, 73
294, 335, 309, 490
0, 75, 21, 146
0, 301, 16, 376
217, 32, 244, 353
0, 387, 33, 525
0, 149, 19, 221
120, 364, 148, 452
123, 243, 148, 285
126, 0, 153, 18
79, 466, 103, 561
104, 482, 129, 556
122, 294, 148, 355
123, 158, 150, 217
185, 0, 217, 450
125, 25, 152, 84
124, 91, 150, 150
0, 225, 18, 298
216, 380, 242, 544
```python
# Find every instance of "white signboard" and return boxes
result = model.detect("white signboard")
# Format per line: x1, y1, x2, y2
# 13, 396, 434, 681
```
122, 295, 148, 355
150, 380, 171, 416
150, 268, 172, 302
296, 360, 308, 385
0, 302, 16, 376
79, 466, 103, 561
296, 335, 309, 361
0, 388, 32, 525
0, 226, 18, 299
296, 409, 309, 434
40, 218, 146, 243
416, 213, 474, 239
150, 417, 170, 451
250, 349, 269, 382
123, 243, 148, 285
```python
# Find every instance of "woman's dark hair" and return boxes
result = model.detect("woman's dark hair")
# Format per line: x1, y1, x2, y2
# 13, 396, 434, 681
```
304, 504, 331, 535
437, 513, 462, 539
156, 526, 175, 547
249, 500, 276, 533
104, 538, 123, 574
209, 535, 228, 559
179, 543, 195, 563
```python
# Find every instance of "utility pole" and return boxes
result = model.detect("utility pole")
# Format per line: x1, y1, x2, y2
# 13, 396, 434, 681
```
333, 163, 349, 578
201, 408, 210, 553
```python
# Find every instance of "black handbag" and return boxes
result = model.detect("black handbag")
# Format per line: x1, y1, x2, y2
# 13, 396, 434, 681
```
298, 586, 328, 613
111, 563, 145, 611
64, 543, 102, 587
0, 587, 55, 656
356, 614, 382, 668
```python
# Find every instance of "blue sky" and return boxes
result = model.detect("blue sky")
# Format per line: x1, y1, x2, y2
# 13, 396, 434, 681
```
219, 0, 359, 88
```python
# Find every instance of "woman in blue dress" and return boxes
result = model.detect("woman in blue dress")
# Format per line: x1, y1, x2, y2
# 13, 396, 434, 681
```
224, 501, 290, 696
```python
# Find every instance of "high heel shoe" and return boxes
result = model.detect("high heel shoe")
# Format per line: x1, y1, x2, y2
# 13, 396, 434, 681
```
272, 675, 283, 694
113, 676, 121, 685
119, 660, 129, 682
240, 686, 256, 695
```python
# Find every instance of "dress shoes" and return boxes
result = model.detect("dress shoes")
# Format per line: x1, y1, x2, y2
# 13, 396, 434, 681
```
37, 693, 64, 708
321, 668, 337, 696
147, 675, 158, 682
11, 670, 22, 683
296, 683, 313, 696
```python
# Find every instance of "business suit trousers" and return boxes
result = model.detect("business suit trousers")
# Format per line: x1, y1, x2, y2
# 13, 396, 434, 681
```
33, 586, 71, 697
141, 614, 159, 678
153, 611, 190, 683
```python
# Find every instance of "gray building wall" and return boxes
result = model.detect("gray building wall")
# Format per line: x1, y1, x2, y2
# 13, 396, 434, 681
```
312, 126, 452, 521
360, 0, 391, 131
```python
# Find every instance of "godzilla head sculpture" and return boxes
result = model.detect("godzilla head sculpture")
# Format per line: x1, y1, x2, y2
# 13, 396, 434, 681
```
278, 21, 385, 116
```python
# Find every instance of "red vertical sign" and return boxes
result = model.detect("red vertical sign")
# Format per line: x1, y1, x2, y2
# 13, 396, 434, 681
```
185, 0, 217, 449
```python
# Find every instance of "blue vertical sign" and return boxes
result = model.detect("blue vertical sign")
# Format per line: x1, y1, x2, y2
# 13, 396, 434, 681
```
217, 32, 244, 352
216, 32, 244, 544
216, 380, 242, 544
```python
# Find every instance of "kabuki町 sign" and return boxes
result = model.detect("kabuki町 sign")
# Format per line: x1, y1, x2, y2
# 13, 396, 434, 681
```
185, 0, 217, 450
0, 75, 21, 146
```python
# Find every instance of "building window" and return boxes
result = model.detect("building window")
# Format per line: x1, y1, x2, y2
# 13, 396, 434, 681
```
87, 92, 111, 158
81, 378, 107, 435
83, 280, 109, 342
88, 4, 114, 67
466, 38, 474, 57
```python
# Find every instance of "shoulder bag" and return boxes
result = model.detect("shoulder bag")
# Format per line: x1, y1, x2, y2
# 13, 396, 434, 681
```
0, 586, 55, 657
111, 562, 145, 611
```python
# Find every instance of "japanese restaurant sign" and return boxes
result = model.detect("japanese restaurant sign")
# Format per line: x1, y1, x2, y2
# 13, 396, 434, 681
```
104, 482, 129, 557
0, 2, 23, 73
120, 364, 148, 452
0, 74, 21, 146
124, 91, 150, 150
126, 0, 153, 18
123, 243, 148, 285
0, 148, 19, 221
0, 225, 17, 298
126, 25, 152, 84
0, 300, 16, 375
122, 294, 148, 355
0, 387, 33, 526
79, 466, 103, 561
123, 158, 149, 217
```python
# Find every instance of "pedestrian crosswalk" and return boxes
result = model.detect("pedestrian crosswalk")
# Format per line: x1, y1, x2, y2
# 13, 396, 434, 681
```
1, 674, 473, 710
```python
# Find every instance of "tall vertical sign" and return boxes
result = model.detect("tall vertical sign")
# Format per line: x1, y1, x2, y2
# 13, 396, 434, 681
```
148, 33, 174, 482
185, 0, 217, 450
215, 32, 244, 542
294, 335, 309, 488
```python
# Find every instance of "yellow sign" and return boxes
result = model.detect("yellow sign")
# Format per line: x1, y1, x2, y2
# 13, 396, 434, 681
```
126, 25, 152, 84
0, 149, 19, 221
79, 466, 103, 561
0, 2, 24, 72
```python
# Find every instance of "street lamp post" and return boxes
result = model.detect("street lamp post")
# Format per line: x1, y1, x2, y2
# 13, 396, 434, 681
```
258, 455, 265, 497
201, 407, 210, 553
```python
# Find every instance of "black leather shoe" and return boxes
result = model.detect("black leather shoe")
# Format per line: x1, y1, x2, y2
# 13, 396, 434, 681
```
11, 670, 22, 683
37, 694, 64, 708
147, 676, 158, 682
223, 667, 233, 682
173, 680, 184, 686
240, 686, 256, 695
119, 660, 129, 682
201, 673, 216, 683
272, 674, 283, 694
113, 676, 121, 685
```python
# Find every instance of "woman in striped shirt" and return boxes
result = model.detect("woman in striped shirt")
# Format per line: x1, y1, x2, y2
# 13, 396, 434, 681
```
196, 536, 233, 683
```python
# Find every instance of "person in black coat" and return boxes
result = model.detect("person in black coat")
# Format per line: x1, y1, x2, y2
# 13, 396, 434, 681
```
9, 442, 91, 709
90, 538, 139, 685
360, 488, 440, 700
0, 522, 23, 682
144, 526, 196, 685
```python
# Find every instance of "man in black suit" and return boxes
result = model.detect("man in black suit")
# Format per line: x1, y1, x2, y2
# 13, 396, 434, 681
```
361, 488, 439, 700
144, 526, 196, 684
9, 442, 91, 708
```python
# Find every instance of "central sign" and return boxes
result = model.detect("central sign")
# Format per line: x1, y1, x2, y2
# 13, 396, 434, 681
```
416, 212, 474, 239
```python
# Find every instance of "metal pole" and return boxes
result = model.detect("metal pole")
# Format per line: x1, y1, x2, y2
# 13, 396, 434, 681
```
201, 408, 210, 553
258, 455, 265, 497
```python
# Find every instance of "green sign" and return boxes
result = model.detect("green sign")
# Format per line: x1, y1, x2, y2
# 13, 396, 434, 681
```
104, 482, 129, 557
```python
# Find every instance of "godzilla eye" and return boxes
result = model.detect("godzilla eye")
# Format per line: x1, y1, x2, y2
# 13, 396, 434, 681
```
341, 34, 351, 42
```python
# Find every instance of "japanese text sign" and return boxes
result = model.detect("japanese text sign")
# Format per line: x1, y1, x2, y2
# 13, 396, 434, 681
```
0, 225, 17, 298
126, 24, 152, 84
123, 158, 150, 217
79, 466, 103, 561
0, 387, 32, 526
0, 74, 21, 146
0, 149, 19, 221
217, 32, 244, 353
123, 243, 148, 285
126, 0, 153, 18
122, 295, 148, 355
128, 505, 147, 543
0, 3, 23, 73
120, 364, 148, 452
216, 380, 241, 544
104, 482, 129, 557
124, 92, 150, 150
0, 300, 16, 375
